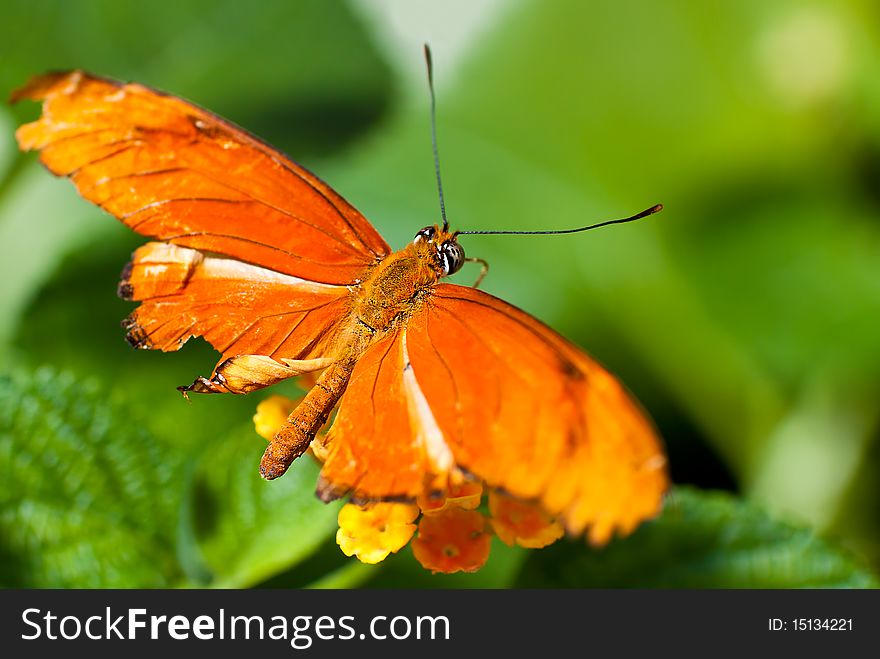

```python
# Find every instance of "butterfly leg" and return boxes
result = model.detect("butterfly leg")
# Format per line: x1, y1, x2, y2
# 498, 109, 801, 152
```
464, 257, 489, 288
260, 355, 357, 480
177, 355, 334, 396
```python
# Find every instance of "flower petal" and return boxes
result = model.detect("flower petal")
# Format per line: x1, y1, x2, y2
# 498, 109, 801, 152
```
418, 480, 483, 514
488, 490, 564, 549
253, 395, 298, 440
336, 502, 419, 565
411, 508, 491, 574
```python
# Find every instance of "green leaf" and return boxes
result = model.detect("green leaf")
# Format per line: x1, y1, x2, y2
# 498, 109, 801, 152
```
0, 367, 184, 587
514, 487, 879, 588
188, 425, 341, 588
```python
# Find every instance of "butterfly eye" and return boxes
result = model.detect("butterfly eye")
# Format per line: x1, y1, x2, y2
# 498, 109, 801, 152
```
439, 240, 465, 276
413, 226, 436, 244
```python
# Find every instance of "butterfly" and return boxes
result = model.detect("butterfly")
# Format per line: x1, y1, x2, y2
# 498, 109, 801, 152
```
12, 66, 668, 546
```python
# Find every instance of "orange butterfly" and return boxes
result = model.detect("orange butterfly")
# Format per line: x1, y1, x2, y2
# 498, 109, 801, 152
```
12, 65, 667, 564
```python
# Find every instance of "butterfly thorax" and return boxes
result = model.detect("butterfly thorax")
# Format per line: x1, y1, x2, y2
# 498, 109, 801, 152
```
351, 237, 447, 333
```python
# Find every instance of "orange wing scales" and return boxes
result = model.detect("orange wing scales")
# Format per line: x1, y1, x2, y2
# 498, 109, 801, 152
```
14, 70, 389, 285
413, 285, 668, 543
121, 242, 350, 366
319, 328, 463, 501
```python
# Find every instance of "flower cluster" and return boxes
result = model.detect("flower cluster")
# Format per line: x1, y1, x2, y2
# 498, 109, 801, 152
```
254, 395, 565, 573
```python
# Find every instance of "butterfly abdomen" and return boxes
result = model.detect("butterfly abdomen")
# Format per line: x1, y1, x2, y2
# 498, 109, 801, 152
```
260, 352, 359, 480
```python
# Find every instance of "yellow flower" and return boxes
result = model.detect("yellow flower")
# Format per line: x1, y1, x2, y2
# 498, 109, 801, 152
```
336, 503, 419, 565
252, 395, 298, 440
488, 490, 564, 549
411, 508, 491, 574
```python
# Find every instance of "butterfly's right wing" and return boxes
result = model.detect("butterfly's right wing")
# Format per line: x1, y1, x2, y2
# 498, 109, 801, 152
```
319, 284, 668, 545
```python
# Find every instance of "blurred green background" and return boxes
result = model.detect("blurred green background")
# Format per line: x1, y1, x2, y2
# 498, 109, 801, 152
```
1, 0, 878, 588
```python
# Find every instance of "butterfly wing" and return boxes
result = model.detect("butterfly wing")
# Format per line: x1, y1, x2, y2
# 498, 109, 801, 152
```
319, 283, 668, 545
14, 71, 387, 390
14, 71, 389, 284
120, 241, 349, 392
317, 327, 457, 502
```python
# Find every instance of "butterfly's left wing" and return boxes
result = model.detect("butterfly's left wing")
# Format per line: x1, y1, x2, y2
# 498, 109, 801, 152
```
13, 71, 387, 392
319, 284, 668, 545
13, 71, 390, 285
121, 241, 350, 393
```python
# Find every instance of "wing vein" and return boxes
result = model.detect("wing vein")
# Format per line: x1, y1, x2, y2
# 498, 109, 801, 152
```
66, 143, 138, 178
114, 166, 366, 256
369, 334, 398, 421
424, 309, 464, 443
266, 308, 314, 358
436, 291, 579, 374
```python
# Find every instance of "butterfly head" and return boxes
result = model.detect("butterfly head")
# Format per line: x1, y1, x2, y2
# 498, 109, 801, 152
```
413, 225, 465, 277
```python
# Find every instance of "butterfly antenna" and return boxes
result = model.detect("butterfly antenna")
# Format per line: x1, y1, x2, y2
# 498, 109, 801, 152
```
457, 204, 664, 235
424, 44, 449, 232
